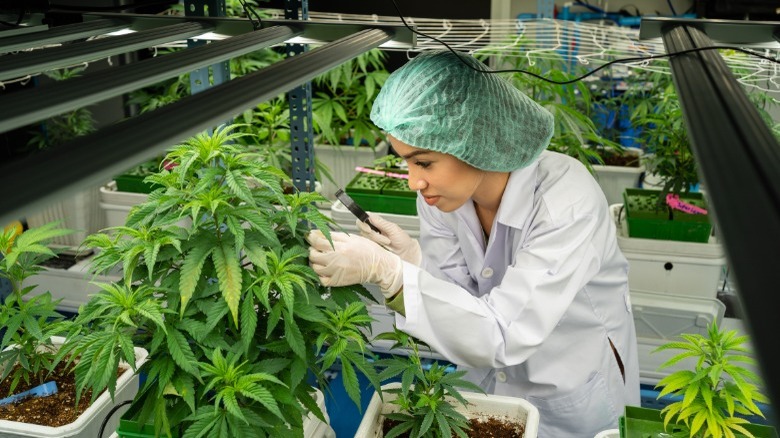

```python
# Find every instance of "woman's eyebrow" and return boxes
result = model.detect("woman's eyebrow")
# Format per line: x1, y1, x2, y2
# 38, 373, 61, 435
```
400, 150, 430, 160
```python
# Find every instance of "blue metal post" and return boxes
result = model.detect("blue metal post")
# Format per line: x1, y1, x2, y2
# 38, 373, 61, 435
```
285, 0, 316, 192
537, 0, 555, 19
184, 0, 230, 94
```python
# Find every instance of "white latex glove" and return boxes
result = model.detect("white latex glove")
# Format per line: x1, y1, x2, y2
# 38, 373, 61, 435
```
356, 213, 422, 266
307, 230, 403, 298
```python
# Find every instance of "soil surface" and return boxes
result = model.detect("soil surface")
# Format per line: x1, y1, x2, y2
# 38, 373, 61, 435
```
596, 149, 641, 167
383, 416, 526, 437
0, 362, 124, 427
39, 251, 91, 270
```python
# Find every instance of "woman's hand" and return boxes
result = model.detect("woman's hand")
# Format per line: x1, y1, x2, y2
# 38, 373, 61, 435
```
307, 230, 403, 298
356, 213, 421, 266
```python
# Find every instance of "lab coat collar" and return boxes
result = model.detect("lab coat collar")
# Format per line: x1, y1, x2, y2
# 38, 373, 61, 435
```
495, 157, 539, 230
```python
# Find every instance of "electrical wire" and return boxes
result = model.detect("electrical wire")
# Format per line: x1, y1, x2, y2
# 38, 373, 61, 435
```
98, 399, 132, 438
389, 0, 780, 85
236, 0, 263, 30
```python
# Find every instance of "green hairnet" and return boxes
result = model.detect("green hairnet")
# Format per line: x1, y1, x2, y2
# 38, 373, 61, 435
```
370, 50, 554, 172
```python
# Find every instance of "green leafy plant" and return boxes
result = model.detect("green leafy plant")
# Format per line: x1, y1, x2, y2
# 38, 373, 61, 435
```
312, 48, 389, 148
373, 328, 485, 438
0, 222, 72, 395
59, 123, 381, 437
486, 39, 623, 173
654, 321, 770, 438
28, 66, 96, 150
372, 154, 405, 170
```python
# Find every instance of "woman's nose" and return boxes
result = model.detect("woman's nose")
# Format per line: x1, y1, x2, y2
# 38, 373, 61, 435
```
407, 170, 427, 191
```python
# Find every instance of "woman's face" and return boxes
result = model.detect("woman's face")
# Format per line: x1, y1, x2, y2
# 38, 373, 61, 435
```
389, 136, 485, 213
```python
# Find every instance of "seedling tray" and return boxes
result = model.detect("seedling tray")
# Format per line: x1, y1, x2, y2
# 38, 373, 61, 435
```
622, 188, 712, 243
345, 171, 417, 216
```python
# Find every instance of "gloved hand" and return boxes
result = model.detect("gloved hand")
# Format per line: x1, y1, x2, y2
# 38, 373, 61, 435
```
356, 213, 422, 266
307, 230, 403, 298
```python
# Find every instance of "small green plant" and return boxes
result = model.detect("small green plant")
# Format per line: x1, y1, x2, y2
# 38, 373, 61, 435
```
372, 154, 404, 170
312, 49, 389, 148
28, 66, 96, 150
59, 123, 381, 437
373, 328, 485, 438
0, 222, 72, 395
653, 321, 770, 438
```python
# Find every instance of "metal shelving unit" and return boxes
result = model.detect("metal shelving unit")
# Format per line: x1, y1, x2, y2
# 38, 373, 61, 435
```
0, 8, 414, 226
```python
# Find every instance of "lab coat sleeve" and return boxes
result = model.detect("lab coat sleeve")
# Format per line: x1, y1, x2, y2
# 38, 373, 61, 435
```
396, 206, 602, 369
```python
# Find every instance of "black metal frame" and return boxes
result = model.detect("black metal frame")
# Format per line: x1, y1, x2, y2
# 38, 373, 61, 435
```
641, 17, 780, 420
0, 11, 412, 226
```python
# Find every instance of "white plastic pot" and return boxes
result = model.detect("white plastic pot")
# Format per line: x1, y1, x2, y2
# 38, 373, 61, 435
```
594, 429, 620, 438
20, 253, 121, 314
0, 336, 148, 438
591, 147, 645, 206
354, 382, 539, 438
98, 181, 149, 229
26, 185, 105, 248
303, 388, 336, 438
610, 203, 726, 299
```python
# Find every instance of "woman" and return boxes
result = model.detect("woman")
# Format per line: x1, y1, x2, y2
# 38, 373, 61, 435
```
306, 50, 640, 437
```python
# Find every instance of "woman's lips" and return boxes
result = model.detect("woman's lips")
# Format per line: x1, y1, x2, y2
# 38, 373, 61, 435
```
423, 195, 440, 206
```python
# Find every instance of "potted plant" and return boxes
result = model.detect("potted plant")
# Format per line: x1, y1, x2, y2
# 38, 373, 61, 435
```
620, 321, 776, 438
61, 123, 381, 437
355, 328, 539, 437
311, 49, 391, 200
25, 66, 104, 248
344, 154, 417, 216
0, 222, 148, 437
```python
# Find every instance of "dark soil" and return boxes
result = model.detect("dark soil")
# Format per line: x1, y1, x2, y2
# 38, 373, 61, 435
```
597, 149, 641, 167
383, 416, 525, 437
39, 251, 92, 270
0, 362, 124, 427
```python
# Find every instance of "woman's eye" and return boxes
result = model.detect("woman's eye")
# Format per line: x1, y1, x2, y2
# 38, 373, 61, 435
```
415, 161, 431, 169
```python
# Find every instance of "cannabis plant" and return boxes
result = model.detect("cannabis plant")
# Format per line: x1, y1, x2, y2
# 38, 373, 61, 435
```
312, 48, 389, 148
373, 328, 485, 438
654, 321, 770, 438
59, 123, 381, 437
0, 222, 72, 394
28, 66, 96, 150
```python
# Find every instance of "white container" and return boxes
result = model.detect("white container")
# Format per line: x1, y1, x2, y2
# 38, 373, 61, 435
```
26, 185, 105, 247
314, 141, 389, 201
592, 148, 645, 206
21, 253, 121, 314
594, 429, 620, 438
304, 388, 336, 438
354, 382, 539, 438
631, 290, 725, 341
0, 336, 148, 438
610, 204, 727, 299
98, 181, 149, 229
330, 201, 419, 238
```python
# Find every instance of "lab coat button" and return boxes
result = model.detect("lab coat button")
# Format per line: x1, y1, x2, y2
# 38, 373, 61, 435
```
481, 267, 494, 278
496, 371, 507, 382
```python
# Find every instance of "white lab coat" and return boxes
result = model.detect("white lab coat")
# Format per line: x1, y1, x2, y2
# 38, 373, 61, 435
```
395, 151, 640, 438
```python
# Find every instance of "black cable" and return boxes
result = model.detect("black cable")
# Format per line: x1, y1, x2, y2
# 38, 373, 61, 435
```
667, 0, 678, 16
0, 7, 25, 28
389, 0, 780, 85
98, 399, 132, 438
236, 0, 263, 30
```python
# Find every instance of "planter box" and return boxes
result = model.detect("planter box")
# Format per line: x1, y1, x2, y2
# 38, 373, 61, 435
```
631, 290, 725, 341
0, 336, 148, 438
115, 388, 334, 438
620, 406, 778, 438
622, 188, 712, 243
592, 148, 644, 206
20, 253, 122, 314
345, 171, 417, 216
113, 174, 161, 194
26, 185, 105, 247
99, 182, 149, 229
594, 429, 619, 438
314, 141, 389, 201
354, 382, 539, 438
610, 203, 726, 299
